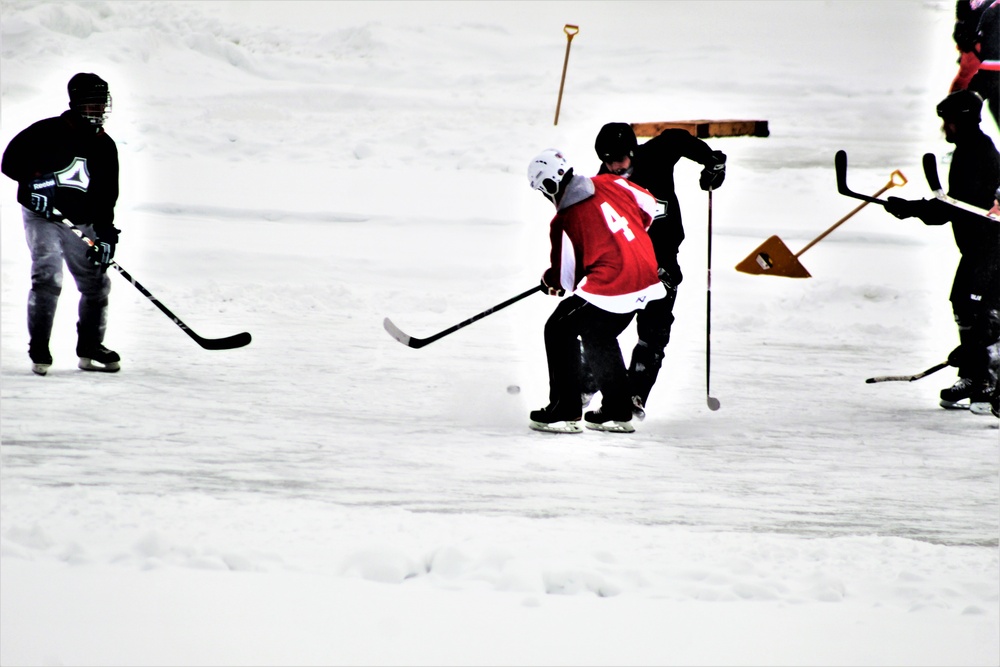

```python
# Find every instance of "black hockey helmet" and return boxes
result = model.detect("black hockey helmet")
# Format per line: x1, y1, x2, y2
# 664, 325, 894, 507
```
936, 89, 983, 124
68, 72, 111, 127
595, 122, 637, 162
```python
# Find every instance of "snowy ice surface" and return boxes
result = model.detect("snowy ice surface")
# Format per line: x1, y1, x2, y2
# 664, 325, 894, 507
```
1, 1, 998, 665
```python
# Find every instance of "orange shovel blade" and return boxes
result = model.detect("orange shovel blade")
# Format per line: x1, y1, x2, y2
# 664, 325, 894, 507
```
734, 235, 811, 278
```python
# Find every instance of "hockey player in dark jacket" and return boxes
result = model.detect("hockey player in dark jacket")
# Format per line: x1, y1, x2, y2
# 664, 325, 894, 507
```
2, 72, 122, 375
885, 90, 1000, 415
592, 122, 726, 415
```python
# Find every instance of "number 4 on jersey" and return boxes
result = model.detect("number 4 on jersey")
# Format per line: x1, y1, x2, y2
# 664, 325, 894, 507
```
600, 202, 635, 241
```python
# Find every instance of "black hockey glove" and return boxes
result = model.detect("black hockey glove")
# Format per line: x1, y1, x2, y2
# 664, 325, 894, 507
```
540, 276, 565, 297
699, 150, 727, 191
87, 226, 120, 271
27, 174, 58, 219
884, 197, 948, 225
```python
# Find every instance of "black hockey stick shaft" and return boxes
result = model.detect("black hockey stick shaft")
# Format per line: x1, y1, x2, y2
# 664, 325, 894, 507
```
706, 189, 720, 410
58, 219, 251, 350
865, 361, 949, 384
384, 285, 544, 349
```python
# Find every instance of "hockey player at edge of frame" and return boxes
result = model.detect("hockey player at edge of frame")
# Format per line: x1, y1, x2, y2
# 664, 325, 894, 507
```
526, 148, 666, 434
884, 89, 1000, 417
1, 72, 122, 376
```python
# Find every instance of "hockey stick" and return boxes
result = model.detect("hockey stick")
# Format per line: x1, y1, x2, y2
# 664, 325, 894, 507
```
834, 150, 908, 206
384, 285, 544, 349
58, 219, 252, 350
865, 361, 949, 384
922, 153, 999, 222
706, 189, 721, 411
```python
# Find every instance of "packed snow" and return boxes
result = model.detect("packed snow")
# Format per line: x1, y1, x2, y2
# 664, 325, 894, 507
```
1, 1, 998, 665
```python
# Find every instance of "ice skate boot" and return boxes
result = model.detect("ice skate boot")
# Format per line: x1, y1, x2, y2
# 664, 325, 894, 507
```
631, 395, 646, 422
77, 344, 121, 373
529, 401, 583, 434
939, 378, 974, 410
584, 406, 635, 433
29, 345, 52, 376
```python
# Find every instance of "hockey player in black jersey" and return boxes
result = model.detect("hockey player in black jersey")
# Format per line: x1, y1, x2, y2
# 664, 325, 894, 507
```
885, 90, 1000, 415
591, 122, 726, 416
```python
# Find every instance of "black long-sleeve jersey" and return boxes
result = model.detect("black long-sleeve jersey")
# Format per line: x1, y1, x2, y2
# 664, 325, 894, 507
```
597, 128, 718, 273
2, 110, 119, 233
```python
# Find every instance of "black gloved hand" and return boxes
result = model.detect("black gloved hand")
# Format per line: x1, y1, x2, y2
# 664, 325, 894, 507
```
699, 150, 727, 191
884, 196, 922, 219
946, 344, 967, 369
885, 197, 948, 224
540, 276, 565, 297
87, 226, 120, 271
27, 174, 57, 219
657, 265, 682, 291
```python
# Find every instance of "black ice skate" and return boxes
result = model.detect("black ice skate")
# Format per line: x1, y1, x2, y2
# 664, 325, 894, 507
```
631, 395, 646, 422
584, 406, 635, 433
77, 344, 121, 373
529, 401, 583, 434
939, 378, 974, 410
29, 345, 52, 376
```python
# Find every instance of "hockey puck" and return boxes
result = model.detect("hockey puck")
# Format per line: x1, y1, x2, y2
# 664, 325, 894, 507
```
507, 385, 521, 395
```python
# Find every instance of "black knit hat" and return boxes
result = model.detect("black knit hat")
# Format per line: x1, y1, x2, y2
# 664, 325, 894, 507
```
936, 90, 983, 124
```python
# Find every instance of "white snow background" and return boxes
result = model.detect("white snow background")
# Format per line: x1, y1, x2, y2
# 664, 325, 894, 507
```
1, 1, 998, 665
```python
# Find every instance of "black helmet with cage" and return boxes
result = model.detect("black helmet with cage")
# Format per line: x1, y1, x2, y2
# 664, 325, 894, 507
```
68, 72, 112, 128
594, 122, 637, 162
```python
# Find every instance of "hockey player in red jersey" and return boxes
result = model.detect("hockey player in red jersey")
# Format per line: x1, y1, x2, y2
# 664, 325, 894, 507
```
526, 148, 666, 433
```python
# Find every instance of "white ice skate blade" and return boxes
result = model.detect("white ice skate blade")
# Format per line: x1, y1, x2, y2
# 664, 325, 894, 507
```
585, 420, 635, 433
969, 402, 995, 416
939, 399, 970, 410
529, 420, 583, 434
78, 358, 121, 373
31, 363, 50, 376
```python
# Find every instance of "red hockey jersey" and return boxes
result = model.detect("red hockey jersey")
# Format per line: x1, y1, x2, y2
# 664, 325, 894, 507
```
543, 174, 666, 314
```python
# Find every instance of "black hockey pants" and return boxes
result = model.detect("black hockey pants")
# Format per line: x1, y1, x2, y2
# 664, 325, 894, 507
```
627, 282, 678, 407
544, 296, 635, 414
23, 208, 111, 356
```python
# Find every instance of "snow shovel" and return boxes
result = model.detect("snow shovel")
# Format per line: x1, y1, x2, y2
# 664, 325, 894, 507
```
735, 169, 907, 278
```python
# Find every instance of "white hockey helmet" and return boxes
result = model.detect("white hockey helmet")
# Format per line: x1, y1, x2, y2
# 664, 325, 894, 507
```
527, 148, 570, 204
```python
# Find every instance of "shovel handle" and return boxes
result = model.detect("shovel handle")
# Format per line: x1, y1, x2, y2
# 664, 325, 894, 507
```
554, 25, 580, 125
795, 168, 908, 258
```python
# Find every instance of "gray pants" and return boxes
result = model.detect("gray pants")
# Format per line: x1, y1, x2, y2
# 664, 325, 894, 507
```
22, 208, 111, 356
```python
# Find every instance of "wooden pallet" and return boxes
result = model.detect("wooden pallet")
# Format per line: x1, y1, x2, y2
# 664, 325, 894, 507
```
631, 120, 769, 139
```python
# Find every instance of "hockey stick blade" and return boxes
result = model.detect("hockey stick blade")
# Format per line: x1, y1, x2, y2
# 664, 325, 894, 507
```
922, 152, 998, 222
922, 153, 943, 192
384, 285, 544, 349
865, 361, 948, 384
383, 317, 418, 348
192, 331, 252, 350
834, 150, 888, 206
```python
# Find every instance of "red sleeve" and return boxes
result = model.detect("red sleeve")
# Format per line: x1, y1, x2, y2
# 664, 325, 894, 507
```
951, 48, 982, 92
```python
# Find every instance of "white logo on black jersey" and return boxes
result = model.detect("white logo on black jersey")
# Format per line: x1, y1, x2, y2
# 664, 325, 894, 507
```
56, 157, 90, 191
